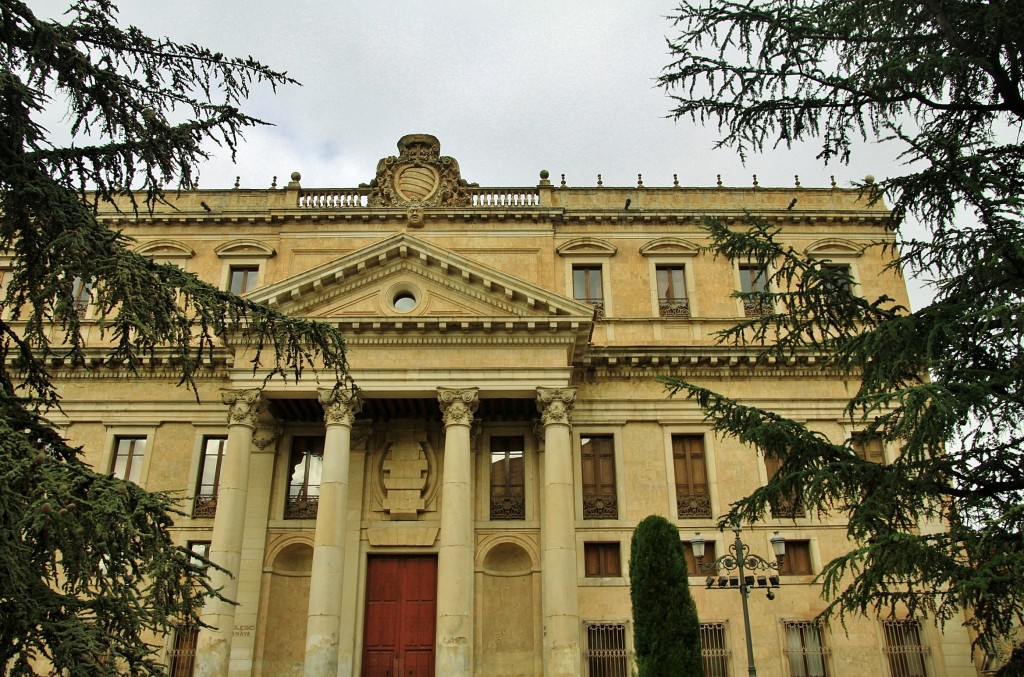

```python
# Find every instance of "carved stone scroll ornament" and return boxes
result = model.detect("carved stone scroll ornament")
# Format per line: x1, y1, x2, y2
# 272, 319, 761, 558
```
221, 389, 263, 428
368, 134, 474, 208
536, 387, 577, 427
318, 387, 362, 427
437, 387, 480, 427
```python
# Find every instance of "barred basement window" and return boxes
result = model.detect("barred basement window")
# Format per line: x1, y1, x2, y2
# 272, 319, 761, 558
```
700, 622, 731, 677
286, 436, 324, 519
783, 621, 830, 676
583, 622, 630, 677
882, 620, 930, 677
168, 626, 198, 677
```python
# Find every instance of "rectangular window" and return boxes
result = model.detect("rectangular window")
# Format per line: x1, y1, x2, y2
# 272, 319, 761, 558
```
700, 622, 731, 677
285, 436, 324, 519
673, 435, 711, 518
192, 437, 226, 518
583, 622, 630, 677
584, 542, 622, 578
779, 540, 813, 575
489, 435, 525, 520
764, 453, 805, 518
881, 620, 929, 677
187, 540, 211, 562
853, 436, 886, 463
72, 276, 93, 316
683, 540, 717, 576
739, 265, 770, 317
229, 266, 259, 295
111, 436, 146, 484
784, 621, 830, 677
581, 435, 617, 519
169, 626, 199, 677
573, 265, 605, 319
656, 265, 690, 317
821, 264, 853, 299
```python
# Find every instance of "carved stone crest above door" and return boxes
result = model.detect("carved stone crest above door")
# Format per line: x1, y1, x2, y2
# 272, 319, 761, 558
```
368, 134, 474, 208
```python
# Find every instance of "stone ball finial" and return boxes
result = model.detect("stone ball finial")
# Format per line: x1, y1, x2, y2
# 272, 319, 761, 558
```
291, 171, 301, 182
865, 174, 876, 184
540, 169, 550, 180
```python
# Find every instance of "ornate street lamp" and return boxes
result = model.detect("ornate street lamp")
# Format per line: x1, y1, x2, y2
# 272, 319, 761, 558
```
691, 527, 787, 677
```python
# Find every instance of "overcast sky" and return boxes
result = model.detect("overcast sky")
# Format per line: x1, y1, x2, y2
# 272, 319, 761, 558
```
33, 0, 925, 302
35, 0, 902, 191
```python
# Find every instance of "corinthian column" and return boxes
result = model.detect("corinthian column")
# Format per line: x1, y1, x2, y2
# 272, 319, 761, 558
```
536, 387, 581, 677
304, 388, 362, 677
435, 387, 479, 677
196, 389, 265, 677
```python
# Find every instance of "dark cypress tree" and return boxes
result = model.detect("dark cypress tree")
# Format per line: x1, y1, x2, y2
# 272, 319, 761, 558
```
630, 514, 704, 677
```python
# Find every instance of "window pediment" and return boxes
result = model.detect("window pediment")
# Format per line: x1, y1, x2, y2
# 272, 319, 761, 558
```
639, 237, 700, 257
135, 239, 195, 259
556, 238, 617, 257
215, 239, 276, 259
804, 238, 863, 257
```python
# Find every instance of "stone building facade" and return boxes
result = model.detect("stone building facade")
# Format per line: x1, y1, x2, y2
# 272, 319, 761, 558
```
40, 135, 978, 676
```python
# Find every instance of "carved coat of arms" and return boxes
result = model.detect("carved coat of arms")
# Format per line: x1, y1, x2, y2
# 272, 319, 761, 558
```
368, 134, 474, 208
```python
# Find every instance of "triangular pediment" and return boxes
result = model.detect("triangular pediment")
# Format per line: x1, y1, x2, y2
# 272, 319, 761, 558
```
247, 233, 596, 324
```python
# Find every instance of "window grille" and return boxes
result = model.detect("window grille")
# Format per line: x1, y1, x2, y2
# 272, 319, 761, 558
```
739, 265, 770, 317
700, 622, 731, 677
584, 622, 630, 677
168, 626, 198, 677
882, 620, 930, 677
783, 621, 830, 676
657, 265, 690, 318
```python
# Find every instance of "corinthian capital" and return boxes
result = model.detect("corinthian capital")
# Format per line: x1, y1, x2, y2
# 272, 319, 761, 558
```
319, 387, 362, 427
437, 387, 479, 427
536, 387, 576, 426
221, 388, 263, 428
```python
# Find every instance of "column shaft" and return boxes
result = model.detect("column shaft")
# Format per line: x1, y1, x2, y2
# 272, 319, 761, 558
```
196, 389, 263, 677
435, 387, 479, 677
537, 387, 582, 677
304, 388, 360, 677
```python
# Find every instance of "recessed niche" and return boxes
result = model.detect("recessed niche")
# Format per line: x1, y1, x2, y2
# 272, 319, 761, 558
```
393, 291, 417, 312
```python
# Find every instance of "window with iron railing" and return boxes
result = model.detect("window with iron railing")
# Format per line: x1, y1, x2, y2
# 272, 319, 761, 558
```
656, 264, 690, 317
700, 622, 732, 677
192, 436, 226, 518
583, 622, 631, 677
783, 621, 830, 677
581, 435, 617, 519
489, 435, 525, 520
573, 264, 605, 319
881, 620, 930, 677
739, 265, 770, 317
286, 436, 323, 519
673, 434, 711, 518
764, 453, 805, 518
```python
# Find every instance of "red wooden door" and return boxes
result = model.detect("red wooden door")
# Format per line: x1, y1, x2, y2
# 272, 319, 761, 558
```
362, 556, 437, 677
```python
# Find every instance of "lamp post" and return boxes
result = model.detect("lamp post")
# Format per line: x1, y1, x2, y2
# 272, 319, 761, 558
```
691, 527, 786, 677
